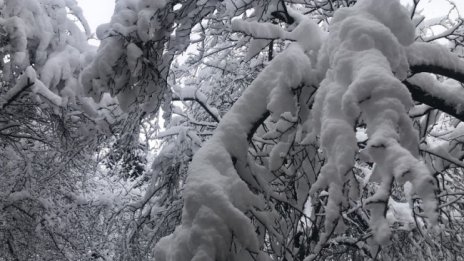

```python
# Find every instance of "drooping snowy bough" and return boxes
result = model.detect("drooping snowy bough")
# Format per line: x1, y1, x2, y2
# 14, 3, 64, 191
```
309, 0, 440, 255
153, 0, 463, 260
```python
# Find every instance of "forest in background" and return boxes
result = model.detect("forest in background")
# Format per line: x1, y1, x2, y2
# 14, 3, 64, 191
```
1, 0, 464, 260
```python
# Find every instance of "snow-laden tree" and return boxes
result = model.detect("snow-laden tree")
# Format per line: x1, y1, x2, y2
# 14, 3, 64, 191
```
73, 0, 464, 259
3, 0, 464, 260
147, 0, 464, 260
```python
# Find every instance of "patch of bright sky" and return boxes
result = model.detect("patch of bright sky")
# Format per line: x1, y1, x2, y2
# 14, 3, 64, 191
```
77, 0, 115, 45
400, 0, 464, 16
419, 0, 463, 18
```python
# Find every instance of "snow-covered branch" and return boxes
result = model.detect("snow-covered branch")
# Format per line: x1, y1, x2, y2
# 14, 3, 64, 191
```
407, 42, 464, 83
154, 43, 315, 260
172, 94, 221, 123
404, 78, 464, 122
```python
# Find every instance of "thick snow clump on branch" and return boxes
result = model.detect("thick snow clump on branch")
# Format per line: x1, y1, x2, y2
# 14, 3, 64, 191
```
309, 0, 438, 253
155, 41, 315, 260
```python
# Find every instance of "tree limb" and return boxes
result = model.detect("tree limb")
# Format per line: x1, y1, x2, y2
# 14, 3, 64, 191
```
172, 96, 220, 123
405, 43, 464, 121
410, 64, 464, 84
407, 42, 464, 83
403, 80, 464, 122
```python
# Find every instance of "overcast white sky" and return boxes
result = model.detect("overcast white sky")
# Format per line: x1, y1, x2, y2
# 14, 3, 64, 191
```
77, 0, 114, 32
